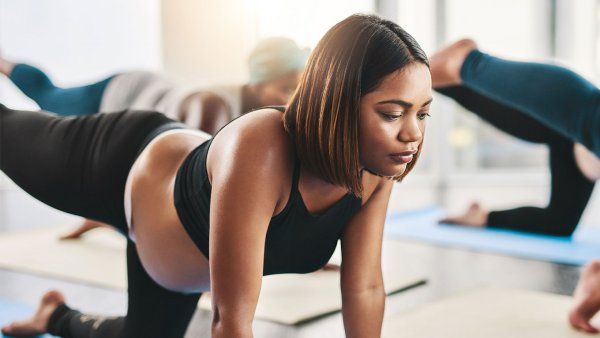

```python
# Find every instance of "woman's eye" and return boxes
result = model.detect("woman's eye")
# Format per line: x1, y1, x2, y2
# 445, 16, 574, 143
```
417, 112, 431, 120
380, 112, 402, 121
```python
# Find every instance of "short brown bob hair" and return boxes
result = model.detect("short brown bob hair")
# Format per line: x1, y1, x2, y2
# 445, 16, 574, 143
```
284, 14, 429, 197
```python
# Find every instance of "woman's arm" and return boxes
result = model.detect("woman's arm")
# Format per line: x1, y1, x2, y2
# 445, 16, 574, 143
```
208, 117, 289, 337
340, 176, 394, 338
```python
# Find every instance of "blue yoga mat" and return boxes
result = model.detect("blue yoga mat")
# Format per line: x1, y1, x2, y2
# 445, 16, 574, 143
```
0, 299, 51, 338
384, 207, 600, 266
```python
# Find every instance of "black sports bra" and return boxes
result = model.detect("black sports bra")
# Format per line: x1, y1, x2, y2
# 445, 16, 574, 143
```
173, 106, 362, 275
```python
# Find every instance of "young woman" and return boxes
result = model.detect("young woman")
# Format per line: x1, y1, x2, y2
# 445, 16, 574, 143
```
430, 39, 599, 237
428, 38, 600, 333
0, 14, 433, 338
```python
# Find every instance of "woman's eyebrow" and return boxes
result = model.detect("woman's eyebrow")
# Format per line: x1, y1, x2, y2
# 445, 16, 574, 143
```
377, 97, 433, 108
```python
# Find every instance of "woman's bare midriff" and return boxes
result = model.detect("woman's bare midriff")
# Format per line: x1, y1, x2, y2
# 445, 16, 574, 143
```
125, 129, 212, 293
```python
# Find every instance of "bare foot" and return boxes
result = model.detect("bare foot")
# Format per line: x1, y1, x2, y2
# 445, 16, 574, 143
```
1, 290, 65, 337
569, 261, 600, 334
0, 56, 16, 77
60, 219, 110, 240
440, 202, 488, 227
429, 38, 478, 88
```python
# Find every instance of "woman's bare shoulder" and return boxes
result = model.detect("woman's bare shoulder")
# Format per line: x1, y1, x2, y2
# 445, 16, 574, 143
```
207, 108, 294, 185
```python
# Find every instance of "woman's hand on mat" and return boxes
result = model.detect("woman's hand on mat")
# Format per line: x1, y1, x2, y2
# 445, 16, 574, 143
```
439, 202, 488, 227
429, 38, 477, 88
570, 260, 600, 334
60, 219, 110, 240
1, 290, 65, 336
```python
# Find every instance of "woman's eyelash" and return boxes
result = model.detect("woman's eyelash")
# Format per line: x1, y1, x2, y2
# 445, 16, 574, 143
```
380, 111, 430, 121
418, 112, 431, 120
380, 112, 402, 121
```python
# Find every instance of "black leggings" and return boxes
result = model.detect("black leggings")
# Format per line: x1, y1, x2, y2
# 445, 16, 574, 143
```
437, 86, 596, 237
0, 105, 201, 338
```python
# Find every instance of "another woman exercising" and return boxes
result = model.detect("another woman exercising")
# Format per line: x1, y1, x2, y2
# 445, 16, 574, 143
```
0, 37, 307, 134
428, 38, 600, 334
430, 39, 599, 237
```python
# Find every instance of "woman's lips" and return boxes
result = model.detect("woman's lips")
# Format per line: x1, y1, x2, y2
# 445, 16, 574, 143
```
389, 150, 417, 164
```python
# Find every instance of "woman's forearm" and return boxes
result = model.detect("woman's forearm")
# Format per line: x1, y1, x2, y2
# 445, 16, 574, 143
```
342, 287, 386, 338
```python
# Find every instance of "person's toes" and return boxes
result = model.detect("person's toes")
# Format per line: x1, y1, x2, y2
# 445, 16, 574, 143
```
569, 309, 599, 333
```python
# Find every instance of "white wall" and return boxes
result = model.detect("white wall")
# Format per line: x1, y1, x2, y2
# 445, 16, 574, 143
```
160, 0, 374, 86
160, 0, 251, 86
445, 0, 553, 59
555, 0, 598, 79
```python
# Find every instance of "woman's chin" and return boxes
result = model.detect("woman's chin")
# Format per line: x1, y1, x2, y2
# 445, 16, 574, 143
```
364, 164, 406, 178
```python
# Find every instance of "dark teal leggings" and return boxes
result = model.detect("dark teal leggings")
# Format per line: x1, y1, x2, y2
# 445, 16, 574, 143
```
9, 63, 114, 116
461, 50, 600, 157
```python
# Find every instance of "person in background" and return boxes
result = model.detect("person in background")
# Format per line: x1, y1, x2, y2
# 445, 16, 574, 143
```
429, 39, 599, 238
429, 38, 600, 334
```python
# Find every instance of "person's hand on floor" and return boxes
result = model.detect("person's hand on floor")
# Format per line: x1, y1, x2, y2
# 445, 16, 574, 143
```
440, 202, 488, 228
570, 261, 600, 334
60, 219, 110, 240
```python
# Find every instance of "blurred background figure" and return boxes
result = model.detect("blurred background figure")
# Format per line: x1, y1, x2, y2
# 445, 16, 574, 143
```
430, 41, 597, 237
0, 37, 308, 134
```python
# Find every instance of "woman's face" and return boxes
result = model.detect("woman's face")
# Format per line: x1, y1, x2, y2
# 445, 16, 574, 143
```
255, 70, 302, 106
358, 62, 432, 177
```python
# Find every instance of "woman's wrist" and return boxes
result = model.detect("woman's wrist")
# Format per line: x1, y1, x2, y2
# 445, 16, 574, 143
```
212, 320, 253, 338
